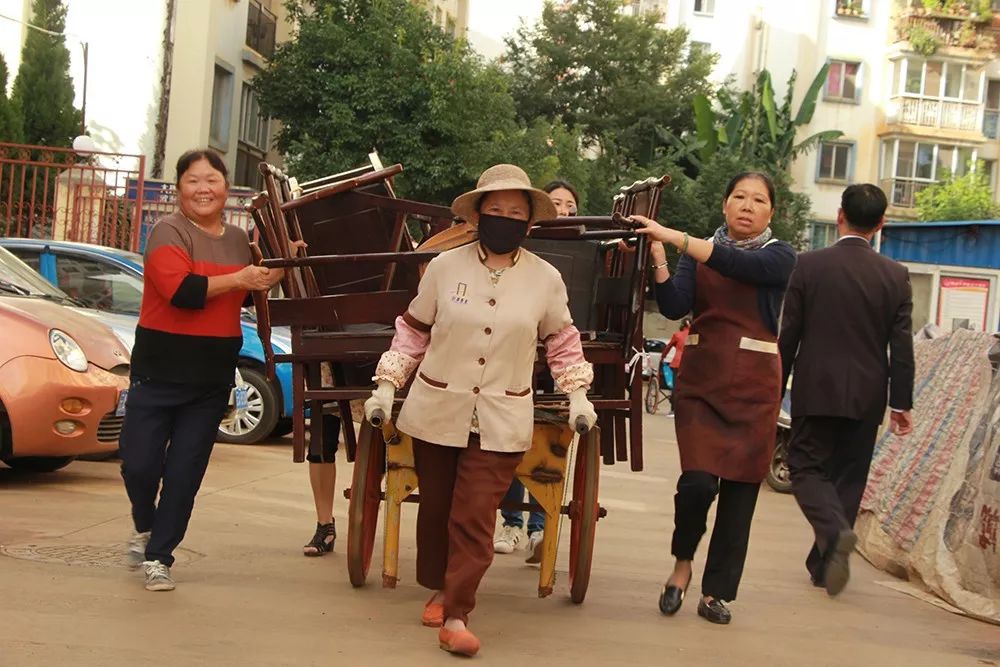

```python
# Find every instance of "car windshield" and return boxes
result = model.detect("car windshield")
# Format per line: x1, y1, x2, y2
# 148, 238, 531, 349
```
0, 246, 73, 299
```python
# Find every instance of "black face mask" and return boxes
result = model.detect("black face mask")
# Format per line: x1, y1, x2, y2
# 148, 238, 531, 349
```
477, 214, 529, 255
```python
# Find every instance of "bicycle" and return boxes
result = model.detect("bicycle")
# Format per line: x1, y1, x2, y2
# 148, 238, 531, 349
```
640, 340, 673, 415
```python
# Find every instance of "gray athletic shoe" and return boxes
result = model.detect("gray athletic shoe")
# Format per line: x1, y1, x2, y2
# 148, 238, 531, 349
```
142, 560, 175, 591
126, 531, 150, 570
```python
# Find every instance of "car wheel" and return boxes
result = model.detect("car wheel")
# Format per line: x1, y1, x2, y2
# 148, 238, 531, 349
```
2, 456, 75, 473
217, 367, 280, 445
270, 418, 293, 438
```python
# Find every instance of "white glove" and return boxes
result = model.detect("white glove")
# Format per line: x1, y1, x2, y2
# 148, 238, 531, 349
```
568, 388, 598, 433
364, 380, 396, 423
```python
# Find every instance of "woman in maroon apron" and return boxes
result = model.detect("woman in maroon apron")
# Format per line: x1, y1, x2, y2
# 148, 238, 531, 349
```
632, 172, 796, 625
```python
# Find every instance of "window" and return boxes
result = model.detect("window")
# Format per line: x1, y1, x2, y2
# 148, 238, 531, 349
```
810, 221, 837, 249
693, 0, 714, 15
210, 64, 235, 149
985, 80, 1000, 138
54, 255, 144, 315
817, 141, 853, 182
235, 83, 269, 188
881, 138, 981, 207
238, 84, 268, 152
835, 0, 866, 18
895, 58, 983, 100
825, 60, 861, 102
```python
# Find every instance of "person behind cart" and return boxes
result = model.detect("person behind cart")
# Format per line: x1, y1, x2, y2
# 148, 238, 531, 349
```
364, 164, 597, 656
631, 171, 796, 625
493, 178, 581, 562
659, 317, 691, 414
119, 149, 284, 592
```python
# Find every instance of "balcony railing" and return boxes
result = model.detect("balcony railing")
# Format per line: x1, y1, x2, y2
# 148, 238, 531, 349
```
246, 0, 277, 59
895, 13, 1000, 53
881, 177, 934, 209
897, 96, 984, 132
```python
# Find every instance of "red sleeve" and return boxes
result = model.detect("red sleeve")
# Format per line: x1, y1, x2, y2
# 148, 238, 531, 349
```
144, 223, 207, 309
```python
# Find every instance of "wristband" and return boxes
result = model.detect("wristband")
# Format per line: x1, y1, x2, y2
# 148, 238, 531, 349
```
652, 261, 668, 270
681, 232, 690, 255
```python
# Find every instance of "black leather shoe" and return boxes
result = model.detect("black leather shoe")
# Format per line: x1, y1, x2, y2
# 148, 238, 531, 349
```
658, 582, 688, 615
697, 598, 732, 625
824, 529, 857, 597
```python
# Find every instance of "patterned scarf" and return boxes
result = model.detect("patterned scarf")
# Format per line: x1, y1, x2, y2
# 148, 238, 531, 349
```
712, 224, 772, 250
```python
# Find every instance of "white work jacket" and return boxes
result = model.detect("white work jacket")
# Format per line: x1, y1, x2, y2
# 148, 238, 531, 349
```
396, 243, 573, 452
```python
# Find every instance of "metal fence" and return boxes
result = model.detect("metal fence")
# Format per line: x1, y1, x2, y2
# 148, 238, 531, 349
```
0, 142, 257, 253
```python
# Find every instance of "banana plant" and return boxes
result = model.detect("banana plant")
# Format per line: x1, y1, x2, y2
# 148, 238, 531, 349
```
660, 64, 843, 173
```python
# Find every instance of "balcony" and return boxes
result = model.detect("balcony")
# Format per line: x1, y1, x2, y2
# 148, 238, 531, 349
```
881, 177, 933, 209
894, 6, 999, 55
246, 0, 277, 59
897, 97, 983, 131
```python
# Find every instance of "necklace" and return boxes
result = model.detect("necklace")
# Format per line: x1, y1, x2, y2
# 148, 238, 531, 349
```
487, 266, 508, 286
183, 213, 225, 237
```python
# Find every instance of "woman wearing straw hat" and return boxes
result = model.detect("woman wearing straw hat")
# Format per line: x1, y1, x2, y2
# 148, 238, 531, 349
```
364, 164, 597, 656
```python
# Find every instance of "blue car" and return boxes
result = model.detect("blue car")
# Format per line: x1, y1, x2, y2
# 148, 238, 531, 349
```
0, 238, 295, 444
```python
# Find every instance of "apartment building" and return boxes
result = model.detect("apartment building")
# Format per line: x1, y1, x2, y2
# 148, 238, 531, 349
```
0, 0, 291, 186
415, 0, 470, 39
664, 0, 1000, 247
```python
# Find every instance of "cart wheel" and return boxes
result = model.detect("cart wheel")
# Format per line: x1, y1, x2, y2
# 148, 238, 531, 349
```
569, 429, 600, 604
347, 420, 385, 587
645, 375, 659, 414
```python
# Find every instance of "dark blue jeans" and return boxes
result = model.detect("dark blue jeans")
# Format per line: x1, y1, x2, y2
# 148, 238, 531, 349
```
119, 378, 231, 567
501, 478, 545, 535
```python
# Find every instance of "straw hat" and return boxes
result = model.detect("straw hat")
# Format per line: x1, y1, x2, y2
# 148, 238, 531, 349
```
451, 164, 557, 226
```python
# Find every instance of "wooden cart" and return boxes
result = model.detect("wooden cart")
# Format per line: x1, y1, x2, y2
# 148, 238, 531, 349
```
250, 161, 668, 603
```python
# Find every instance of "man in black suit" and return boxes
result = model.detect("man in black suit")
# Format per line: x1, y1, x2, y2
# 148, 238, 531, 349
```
779, 183, 915, 597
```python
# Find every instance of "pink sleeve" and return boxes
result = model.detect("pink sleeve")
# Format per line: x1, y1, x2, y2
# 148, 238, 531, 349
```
544, 324, 594, 393
544, 324, 585, 377
391, 315, 430, 359
372, 316, 431, 389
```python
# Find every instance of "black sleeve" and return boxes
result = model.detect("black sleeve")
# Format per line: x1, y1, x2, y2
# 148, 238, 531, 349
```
654, 254, 696, 319
888, 268, 915, 411
242, 292, 254, 308
705, 241, 797, 287
778, 263, 805, 397
170, 274, 208, 310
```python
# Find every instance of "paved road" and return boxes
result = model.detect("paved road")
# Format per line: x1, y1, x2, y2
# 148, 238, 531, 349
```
1, 414, 997, 667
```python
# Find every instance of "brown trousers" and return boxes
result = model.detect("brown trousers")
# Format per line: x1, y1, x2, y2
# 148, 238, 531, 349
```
413, 435, 523, 624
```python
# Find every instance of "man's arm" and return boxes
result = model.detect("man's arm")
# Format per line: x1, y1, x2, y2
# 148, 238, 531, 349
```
888, 269, 915, 412
778, 263, 805, 397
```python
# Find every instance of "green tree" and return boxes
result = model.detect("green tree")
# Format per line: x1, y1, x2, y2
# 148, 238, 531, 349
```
916, 166, 1000, 221
0, 53, 24, 143
10, 0, 80, 147
256, 0, 556, 204
654, 66, 840, 245
504, 0, 716, 165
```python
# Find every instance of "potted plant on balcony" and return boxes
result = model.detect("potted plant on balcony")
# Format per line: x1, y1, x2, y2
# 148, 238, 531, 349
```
907, 21, 943, 54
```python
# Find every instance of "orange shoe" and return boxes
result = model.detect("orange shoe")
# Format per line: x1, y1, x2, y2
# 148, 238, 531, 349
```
438, 626, 480, 656
421, 595, 444, 628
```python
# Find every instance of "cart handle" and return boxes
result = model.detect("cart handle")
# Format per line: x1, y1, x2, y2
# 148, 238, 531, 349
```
575, 416, 591, 435
370, 408, 386, 428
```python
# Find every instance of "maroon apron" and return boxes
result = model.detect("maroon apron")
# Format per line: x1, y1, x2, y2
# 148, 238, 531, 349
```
673, 262, 782, 483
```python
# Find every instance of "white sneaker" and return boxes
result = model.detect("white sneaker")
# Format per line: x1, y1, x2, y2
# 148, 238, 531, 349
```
142, 560, 175, 591
493, 525, 521, 554
127, 531, 150, 570
525, 531, 544, 564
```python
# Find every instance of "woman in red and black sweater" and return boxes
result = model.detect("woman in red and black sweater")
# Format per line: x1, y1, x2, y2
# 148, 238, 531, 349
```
120, 149, 283, 592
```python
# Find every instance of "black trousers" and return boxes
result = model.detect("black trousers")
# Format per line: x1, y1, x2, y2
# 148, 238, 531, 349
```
119, 378, 231, 567
786, 416, 880, 582
671, 470, 761, 601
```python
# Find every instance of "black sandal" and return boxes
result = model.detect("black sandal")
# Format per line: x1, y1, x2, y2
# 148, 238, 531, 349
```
303, 521, 336, 557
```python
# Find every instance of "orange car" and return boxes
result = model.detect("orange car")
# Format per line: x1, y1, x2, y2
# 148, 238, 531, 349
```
0, 252, 131, 473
